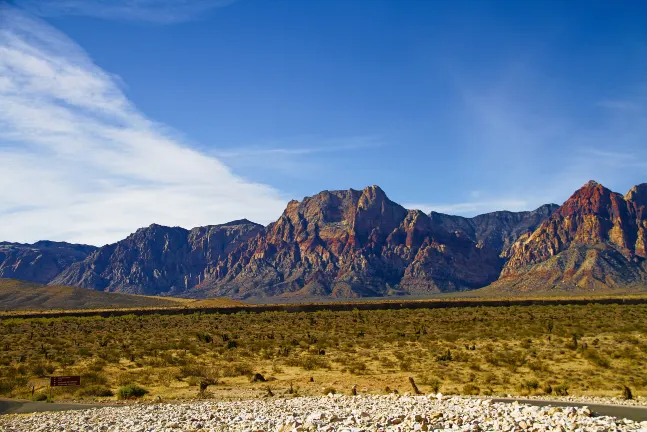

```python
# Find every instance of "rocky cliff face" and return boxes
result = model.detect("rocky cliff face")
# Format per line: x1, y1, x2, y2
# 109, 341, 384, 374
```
496, 181, 647, 291
0, 241, 96, 284
429, 204, 559, 254
50, 220, 263, 295
189, 186, 506, 298
9, 182, 640, 298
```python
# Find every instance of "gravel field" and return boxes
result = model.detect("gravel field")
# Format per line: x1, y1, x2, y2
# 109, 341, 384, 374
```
1, 394, 646, 432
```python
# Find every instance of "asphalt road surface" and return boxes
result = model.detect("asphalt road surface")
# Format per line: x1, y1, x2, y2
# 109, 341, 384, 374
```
0, 398, 104, 415
493, 397, 647, 422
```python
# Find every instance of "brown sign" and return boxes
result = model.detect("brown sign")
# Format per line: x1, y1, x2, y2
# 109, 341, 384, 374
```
50, 376, 81, 387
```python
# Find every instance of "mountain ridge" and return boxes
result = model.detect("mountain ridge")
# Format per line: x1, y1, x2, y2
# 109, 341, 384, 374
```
2, 181, 646, 298
0, 241, 97, 284
49, 185, 557, 298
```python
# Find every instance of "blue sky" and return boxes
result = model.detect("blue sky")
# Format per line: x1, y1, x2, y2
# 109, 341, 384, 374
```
1, 0, 647, 245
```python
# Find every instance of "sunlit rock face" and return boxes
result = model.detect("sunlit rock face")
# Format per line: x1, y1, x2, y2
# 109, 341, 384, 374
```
497, 181, 647, 291
192, 186, 542, 299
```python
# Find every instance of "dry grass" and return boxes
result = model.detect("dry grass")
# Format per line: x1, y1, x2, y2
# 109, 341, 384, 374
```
0, 279, 244, 316
0, 279, 180, 311
1, 303, 646, 402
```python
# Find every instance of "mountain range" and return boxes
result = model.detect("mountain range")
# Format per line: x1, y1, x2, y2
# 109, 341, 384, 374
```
2, 181, 646, 299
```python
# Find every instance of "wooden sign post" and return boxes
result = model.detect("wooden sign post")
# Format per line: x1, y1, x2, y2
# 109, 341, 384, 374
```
49, 376, 81, 400
50, 376, 81, 387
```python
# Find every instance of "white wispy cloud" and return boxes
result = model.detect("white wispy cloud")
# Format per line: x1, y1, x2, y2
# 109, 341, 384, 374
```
213, 136, 383, 178
577, 147, 647, 169
216, 136, 381, 158
12, 0, 238, 23
0, 6, 287, 246
405, 199, 530, 216
437, 55, 647, 214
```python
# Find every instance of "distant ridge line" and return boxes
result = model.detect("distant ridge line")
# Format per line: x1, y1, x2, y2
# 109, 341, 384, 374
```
3, 296, 646, 320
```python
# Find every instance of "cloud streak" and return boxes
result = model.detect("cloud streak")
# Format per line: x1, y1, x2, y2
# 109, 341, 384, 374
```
12, 0, 238, 23
439, 56, 647, 215
0, 6, 287, 245
405, 199, 531, 216
215, 136, 381, 158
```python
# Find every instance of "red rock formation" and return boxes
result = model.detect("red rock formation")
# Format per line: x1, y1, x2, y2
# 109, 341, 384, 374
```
497, 181, 647, 291
42, 185, 562, 298
195, 186, 503, 298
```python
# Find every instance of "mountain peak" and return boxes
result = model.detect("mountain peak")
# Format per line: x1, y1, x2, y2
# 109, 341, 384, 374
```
130, 224, 188, 240
362, 184, 385, 194
626, 183, 647, 201
555, 180, 621, 218
218, 219, 261, 227
571, 180, 611, 195
503, 179, 647, 278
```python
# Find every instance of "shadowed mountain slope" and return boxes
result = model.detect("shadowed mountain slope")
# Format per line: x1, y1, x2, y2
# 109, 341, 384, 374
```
0, 279, 180, 310
50, 220, 263, 295
0, 241, 96, 284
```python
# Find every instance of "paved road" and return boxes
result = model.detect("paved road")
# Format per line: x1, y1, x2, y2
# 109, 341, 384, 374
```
0, 398, 105, 415
493, 398, 647, 422
2, 397, 647, 422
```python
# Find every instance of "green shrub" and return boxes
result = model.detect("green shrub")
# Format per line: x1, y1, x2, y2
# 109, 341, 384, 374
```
32, 392, 49, 401
462, 383, 480, 395
347, 361, 368, 375
419, 375, 442, 393
436, 349, 452, 362
196, 332, 213, 343
29, 362, 47, 377
178, 364, 206, 379
322, 387, 336, 395
118, 384, 148, 399
582, 349, 611, 368
77, 347, 92, 357
554, 384, 569, 396
521, 379, 539, 392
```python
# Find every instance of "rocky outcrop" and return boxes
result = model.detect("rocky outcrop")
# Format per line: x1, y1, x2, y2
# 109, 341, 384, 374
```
0, 241, 96, 284
189, 186, 505, 298
50, 220, 263, 295
495, 181, 647, 291
15, 186, 560, 298
10, 181, 643, 298
429, 204, 559, 254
